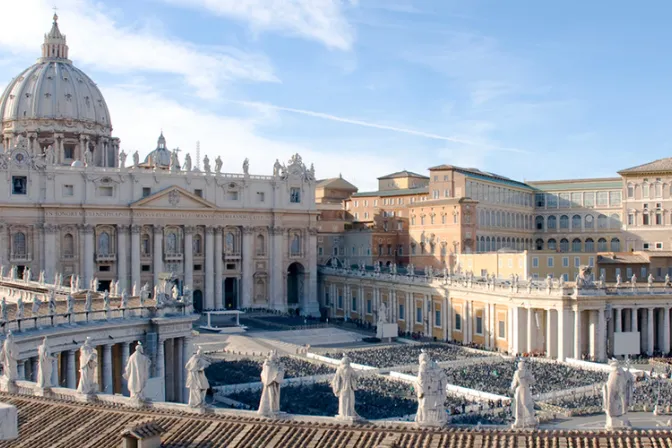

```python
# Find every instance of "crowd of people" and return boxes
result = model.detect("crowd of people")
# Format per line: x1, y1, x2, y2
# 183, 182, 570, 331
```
225, 376, 472, 420
323, 344, 484, 369
206, 356, 335, 386
438, 360, 608, 396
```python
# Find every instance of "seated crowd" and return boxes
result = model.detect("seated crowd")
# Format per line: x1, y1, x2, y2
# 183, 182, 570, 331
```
323, 344, 485, 369
206, 356, 335, 386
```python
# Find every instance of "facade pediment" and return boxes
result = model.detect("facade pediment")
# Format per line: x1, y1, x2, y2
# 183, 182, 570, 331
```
131, 186, 217, 209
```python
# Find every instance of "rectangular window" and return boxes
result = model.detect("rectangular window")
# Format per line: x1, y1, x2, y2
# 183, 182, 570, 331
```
98, 186, 113, 197
656, 213, 662, 225
338, 295, 343, 309
11, 176, 27, 195
373, 199, 378, 207
609, 191, 622, 207
318, 247, 323, 256
546, 194, 558, 208
562, 257, 569, 267
63, 146, 74, 159
597, 192, 608, 206
532, 257, 539, 268
227, 191, 239, 201
498, 320, 506, 339
547, 257, 554, 267
535, 193, 545, 207
194, 189, 203, 198
571, 192, 582, 207
628, 214, 634, 225
367, 299, 372, 314
444, 189, 450, 198
574, 257, 580, 267
141, 264, 151, 272
290, 187, 301, 203
397, 245, 403, 256
656, 242, 664, 250
559, 193, 570, 208
584, 192, 595, 207
352, 297, 357, 311
643, 214, 650, 226
416, 306, 422, 324
626, 267, 633, 278
455, 312, 462, 331
63, 184, 74, 196
475, 316, 483, 335
142, 187, 151, 198
398, 304, 405, 321
589, 256, 595, 266
434, 310, 441, 327
433, 190, 439, 199
256, 191, 265, 202
641, 267, 647, 278
193, 264, 202, 271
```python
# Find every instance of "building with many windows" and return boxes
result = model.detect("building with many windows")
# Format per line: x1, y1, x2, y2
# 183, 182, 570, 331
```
0, 15, 319, 315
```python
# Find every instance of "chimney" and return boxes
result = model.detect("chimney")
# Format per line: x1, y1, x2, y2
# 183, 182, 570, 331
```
120, 420, 165, 448
0, 402, 18, 441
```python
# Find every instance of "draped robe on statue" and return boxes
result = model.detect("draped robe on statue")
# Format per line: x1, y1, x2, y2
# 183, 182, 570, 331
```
258, 355, 284, 415
414, 358, 448, 426
331, 357, 359, 419
510, 362, 537, 429
602, 360, 633, 428
36, 338, 52, 388
0, 333, 19, 381
185, 349, 211, 407
77, 339, 98, 394
124, 344, 151, 400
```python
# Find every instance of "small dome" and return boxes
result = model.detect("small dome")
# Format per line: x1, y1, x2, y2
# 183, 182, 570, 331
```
71, 160, 84, 168
143, 131, 174, 167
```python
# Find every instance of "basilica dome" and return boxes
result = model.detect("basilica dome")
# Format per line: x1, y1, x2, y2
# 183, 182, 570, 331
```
0, 15, 112, 138
143, 132, 177, 168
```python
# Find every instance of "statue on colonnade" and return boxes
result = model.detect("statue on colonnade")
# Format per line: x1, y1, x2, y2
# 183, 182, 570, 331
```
258, 350, 284, 416
185, 347, 211, 408
124, 342, 151, 402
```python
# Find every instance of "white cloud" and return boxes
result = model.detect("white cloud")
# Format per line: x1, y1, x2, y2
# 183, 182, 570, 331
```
0, 0, 278, 98
161, 0, 357, 50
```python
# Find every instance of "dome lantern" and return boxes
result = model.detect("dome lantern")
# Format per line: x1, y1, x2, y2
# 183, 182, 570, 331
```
41, 14, 69, 62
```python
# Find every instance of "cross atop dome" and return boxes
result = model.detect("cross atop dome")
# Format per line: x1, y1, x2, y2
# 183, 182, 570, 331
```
41, 13, 69, 62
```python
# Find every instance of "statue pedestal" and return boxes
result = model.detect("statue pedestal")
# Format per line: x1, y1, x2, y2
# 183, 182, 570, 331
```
0, 379, 16, 394
376, 323, 398, 342
605, 415, 631, 430
334, 415, 366, 424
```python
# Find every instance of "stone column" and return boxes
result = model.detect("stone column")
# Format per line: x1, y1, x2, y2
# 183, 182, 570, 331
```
175, 338, 184, 403
664, 308, 671, 355
557, 307, 566, 361
574, 308, 582, 359
508, 306, 515, 353
241, 226, 253, 309
270, 226, 284, 311
182, 337, 191, 404
484, 302, 490, 348
597, 308, 607, 361
615, 308, 622, 333
546, 309, 555, 358
67, 350, 76, 388
82, 224, 94, 288
184, 227, 194, 289
204, 227, 215, 310
157, 339, 165, 401
647, 307, 655, 356
464, 301, 471, 344
44, 224, 58, 282
130, 225, 141, 292
51, 355, 59, 387
631, 308, 638, 332
306, 228, 318, 315
527, 308, 534, 354
103, 344, 113, 394
214, 227, 223, 309
121, 342, 130, 395
117, 225, 128, 292
153, 225, 164, 288
17, 361, 25, 380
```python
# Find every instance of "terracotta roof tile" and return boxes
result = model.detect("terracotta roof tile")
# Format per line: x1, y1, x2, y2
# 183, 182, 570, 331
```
618, 158, 672, 175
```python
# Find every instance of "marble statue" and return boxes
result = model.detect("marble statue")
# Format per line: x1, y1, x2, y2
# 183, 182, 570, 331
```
132, 283, 138, 297
602, 359, 634, 429
258, 350, 285, 416
510, 360, 537, 429
0, 265, 4, 279
184, 153, 192, 172
170, 149, 179, 172
631, 274, 637, 286
140, 283, 149, 306
45, 145, 55, 165
214, 156, 223, 173
243, 158, 249, 175
92, 277, 99, 292
103, 291, 110, 312
84, 149, 92, 166
120, 289, 128, 309
182, 286, 193, 305
172, 284, 179, 301
38, 270, 45, 285
0, 331, 19, 382
84, 290, 92, 313
545, 274, 553, 289
73, 275, 80, 292
666, 273, 671, 286
48, 290, 56, 315
0, 298, 7, 322
23, 267, 31, 282
119, 150, 127, 169
414, 350, 448, 427
648, 273, 655, 288
15, 297, 24, 320
66, 295, 74, 315
377, 302, 388, 326
10, 266, 17, 281
132, 151, 140, 167
616, 274, 622, 287
31, 296, 41, 316
36, 337, 54, 389
203, 155, 211, 173
273, 159, 282, 176
77, 337, 98, 395
185, 347, 211, 407
331, 354, 360, 420
124, 343, 151, 401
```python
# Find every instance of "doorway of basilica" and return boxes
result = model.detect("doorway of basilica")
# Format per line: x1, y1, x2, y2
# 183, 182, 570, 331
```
287, 262, 304, 306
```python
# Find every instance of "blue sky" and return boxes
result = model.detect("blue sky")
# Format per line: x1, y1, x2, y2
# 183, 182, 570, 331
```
0, 0, 670, 190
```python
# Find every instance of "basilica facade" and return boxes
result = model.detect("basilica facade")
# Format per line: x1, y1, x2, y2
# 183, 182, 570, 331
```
0, 15, 319, 315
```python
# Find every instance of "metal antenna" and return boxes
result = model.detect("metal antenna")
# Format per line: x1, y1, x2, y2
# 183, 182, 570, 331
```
195, 141, 201, 169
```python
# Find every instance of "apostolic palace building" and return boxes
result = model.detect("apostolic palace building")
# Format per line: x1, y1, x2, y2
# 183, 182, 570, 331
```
0, 15, 319, 316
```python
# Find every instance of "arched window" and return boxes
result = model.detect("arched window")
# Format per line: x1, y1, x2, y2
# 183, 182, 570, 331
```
256, 234, 265, 256
496, 211, 501, 227
597, 238, 608, 251
535, 239, 544, 251
193, 234, 202, 254
486, 237, 491, 252
585, 215, 594, 229
98, 232, 110, 255
643, 182, 650, 199
572, 238, 582, 252
496, 237, 501, 250
585, 238, 594, 252
166, 232, 178, 254
559, 215, 569, 229
63, 233, 74, 256
548, 238, 557, 251
547, 215, 557, 230
572, 214, 581, 229
610, 213, 621, 229
611, 238, 621, 252
559, 238, 569, 252
290, 233, 301, 256
597, 214, 608, 229
535, 216, 544, 230
13, 232, 26, 256
141, 234, 150, 255
627, 183, 634, 198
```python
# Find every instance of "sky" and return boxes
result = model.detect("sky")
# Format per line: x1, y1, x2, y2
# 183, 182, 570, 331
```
0, 0, 670, 191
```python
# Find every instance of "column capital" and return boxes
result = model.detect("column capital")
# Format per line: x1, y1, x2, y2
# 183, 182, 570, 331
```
271, 226, 284, 235
44, 224, 59, 234
205, 226, 215, 235
242, 226, 253, 235
154, 225, 165, 234
184, 225, 196, 235
308, 227, 318, 236
80, 224, 94, 234
130, 225, 142, 234
118, 224, 130, 233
